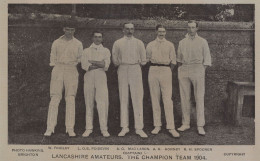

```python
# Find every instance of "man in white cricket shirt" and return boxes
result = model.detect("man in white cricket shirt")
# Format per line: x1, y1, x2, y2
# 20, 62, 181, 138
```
44, 21, 83, 137
177, 20, 211, 135
81, 31, 111, 137
112, 23, 148, 138
146, 25, 180, 138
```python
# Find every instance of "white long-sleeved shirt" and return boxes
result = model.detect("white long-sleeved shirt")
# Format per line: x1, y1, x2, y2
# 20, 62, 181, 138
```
177, 33, 211, 66
81, 43, 111, 71
146, 38, 176, 65
50, 36, 83, 66
112, 36, 146, 66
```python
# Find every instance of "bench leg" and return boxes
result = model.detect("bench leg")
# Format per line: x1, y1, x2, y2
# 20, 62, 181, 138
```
235, 93, 244, 126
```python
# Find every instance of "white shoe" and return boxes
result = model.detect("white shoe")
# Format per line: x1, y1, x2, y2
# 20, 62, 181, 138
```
136, 130, 148, 138
44, 129, 54, 136
198, 127, 206, 135
66, 129, 76, 137
169, 129, 180, 138
151, 126, 161, 134
118, 128, 129, 136
101, 130, 110, 137
82, 130, 93, 137
177, 125, 190, 132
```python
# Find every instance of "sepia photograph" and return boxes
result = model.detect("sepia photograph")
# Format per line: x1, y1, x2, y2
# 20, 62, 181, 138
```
1, 1, 259, 161
7, 3, 255, 145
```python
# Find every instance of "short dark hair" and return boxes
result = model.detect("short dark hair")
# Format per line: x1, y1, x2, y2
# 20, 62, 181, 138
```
188, 20, 199, 27
123, 22, 134, 29
63, 19, 77, 28
91, 31, 103, 37
156, 24, 166, 31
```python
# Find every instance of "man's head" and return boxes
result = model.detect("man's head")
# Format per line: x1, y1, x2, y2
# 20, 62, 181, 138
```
123, 23, 135, 37
63, 20, 76, 39
156, 24, 166, 39
91, 31, 103, 45
187, 20, 199, 36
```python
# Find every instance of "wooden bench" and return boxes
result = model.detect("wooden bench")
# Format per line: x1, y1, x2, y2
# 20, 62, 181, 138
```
226, 81, 255, 125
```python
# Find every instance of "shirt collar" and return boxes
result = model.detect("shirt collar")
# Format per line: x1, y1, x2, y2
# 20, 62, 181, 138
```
124, 36, 134, 40
185, 33, 198, 40
90, 43, 103, 50
156, 37, 166, 42
60, 35, 75, 41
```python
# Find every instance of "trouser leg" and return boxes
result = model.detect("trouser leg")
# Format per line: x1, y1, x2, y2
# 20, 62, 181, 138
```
160, 67, 175, 129
46, 96, 61, 131
95, 72, 109, 131
46, 66, 63, 131
118, 65, 129, 128
178, 66, 192, 126
191, 65, 205, 127
129, 65, 144, 130
148, 67, 162, 127
84, 73, 95, 130
64, 67, 78, 130
65, 96, 75, 129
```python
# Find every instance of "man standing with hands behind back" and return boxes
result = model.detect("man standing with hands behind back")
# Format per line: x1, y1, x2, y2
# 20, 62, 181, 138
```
177, 20, 211, 135
146, 24, 180, 138
112, 22, 148, 138
44, 20, 83, 137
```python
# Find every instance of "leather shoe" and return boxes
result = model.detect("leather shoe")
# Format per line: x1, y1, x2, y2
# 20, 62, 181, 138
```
151, 126, 161, 134
136, 130, 148, 138
44, 129, 54, 136
169, 129, 180, 138
177, 125, 190, 132
118, 128, 129, 136
101, 130, 110, 137
66, 129, 76, 137
198, 127, 206, 135
82, 130, 93, 137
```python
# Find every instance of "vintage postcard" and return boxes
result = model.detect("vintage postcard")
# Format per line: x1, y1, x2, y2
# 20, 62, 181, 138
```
0, 0, 259, 160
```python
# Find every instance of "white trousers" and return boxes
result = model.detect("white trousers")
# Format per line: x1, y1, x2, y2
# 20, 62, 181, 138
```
148, 66, 175, 129
84, 69, 109, 131
118, 64, 144, 130
178, 64, 205, 127
46, 65, 78, 131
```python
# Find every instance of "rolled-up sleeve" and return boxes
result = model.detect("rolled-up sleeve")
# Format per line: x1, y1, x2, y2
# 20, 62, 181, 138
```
81, 49, 91, 71
202, 40, 211, 66
146, 42, 152, 62
112, 41, 120, 66
169, 43, 177, 65
77, 43, 84, 63
104, 49, 111, 71
139, 41, 147, 65
176, 41, 182, 63
49, 41, 57, 66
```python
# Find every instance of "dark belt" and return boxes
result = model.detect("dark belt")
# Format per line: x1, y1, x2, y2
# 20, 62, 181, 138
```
150, 63, 170, 67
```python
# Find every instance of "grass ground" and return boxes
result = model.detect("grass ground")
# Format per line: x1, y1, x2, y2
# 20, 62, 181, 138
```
9, 117, 254, 145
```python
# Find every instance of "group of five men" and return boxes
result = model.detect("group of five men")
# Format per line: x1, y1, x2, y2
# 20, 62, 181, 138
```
44, 20, 211, 139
